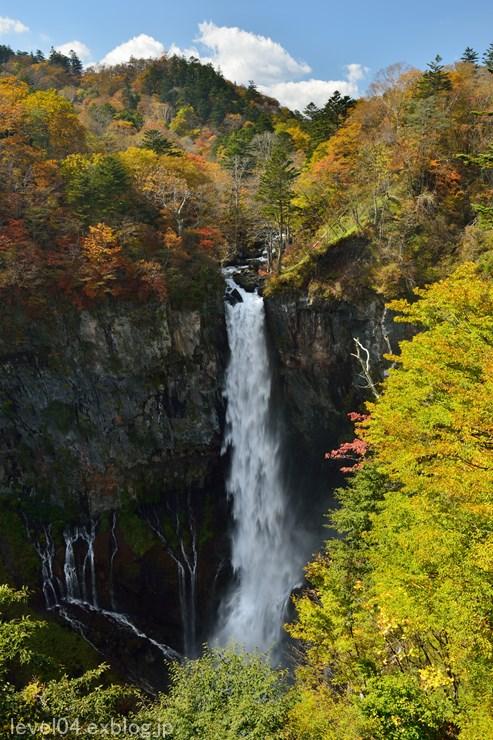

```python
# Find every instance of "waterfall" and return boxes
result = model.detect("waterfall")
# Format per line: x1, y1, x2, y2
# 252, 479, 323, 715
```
63, 523, 97, 605
215, 277, 302, 653
109, 512, 119, 610
34, 516, 180, 661
35, 526, 62, 610
143, 495, 198, 657
63, 528, 81, 601
80, 520, 98, 607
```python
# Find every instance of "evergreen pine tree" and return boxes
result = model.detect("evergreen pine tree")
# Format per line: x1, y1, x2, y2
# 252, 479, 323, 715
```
0, 44, 14, 64
461, 47, 479, 66
49, 46, 71, 71
483, 43, 493, 72
69, 50, 83, 76
141, 129, 178, 155
417, 55, 452, 97
257, 140, 297, 272
303, 90, 355, 150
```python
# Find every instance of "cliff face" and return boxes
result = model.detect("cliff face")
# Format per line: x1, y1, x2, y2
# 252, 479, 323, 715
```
0, 298, 227, 508
0, 295, 229, 685
265, 289, 409, 457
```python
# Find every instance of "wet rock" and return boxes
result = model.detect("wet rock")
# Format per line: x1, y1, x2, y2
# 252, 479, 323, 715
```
232, 269, 258, 292
225, 287, 243, 306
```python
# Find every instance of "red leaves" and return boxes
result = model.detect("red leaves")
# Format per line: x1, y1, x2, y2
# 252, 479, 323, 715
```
347, 411, 368, 423
325, 412, 369, 473
188, 226, 224, 253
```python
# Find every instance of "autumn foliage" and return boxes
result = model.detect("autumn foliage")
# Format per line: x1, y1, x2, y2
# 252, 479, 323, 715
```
325, 412, 369, 472
0, 71, 227, 316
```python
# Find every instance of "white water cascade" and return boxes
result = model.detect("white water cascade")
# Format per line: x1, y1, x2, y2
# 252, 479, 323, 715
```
34, 519, 179, 662
216, 277, 303, 653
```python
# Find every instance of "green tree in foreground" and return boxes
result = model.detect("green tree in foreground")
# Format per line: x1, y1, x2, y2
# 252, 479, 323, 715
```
0, 585, 136, 739
137, 647, 291, 739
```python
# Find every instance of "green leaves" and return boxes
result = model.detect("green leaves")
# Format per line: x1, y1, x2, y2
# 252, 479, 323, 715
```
61, 153, 131, 226
417, 55, 452, 98
0, 586, 138, 735
137, 647, 292, 740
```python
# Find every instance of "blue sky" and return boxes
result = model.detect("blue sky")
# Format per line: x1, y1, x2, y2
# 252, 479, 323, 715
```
2, 0, 493, 108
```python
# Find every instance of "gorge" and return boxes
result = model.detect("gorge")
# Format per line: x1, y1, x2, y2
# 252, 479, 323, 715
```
0, 258, 398, 686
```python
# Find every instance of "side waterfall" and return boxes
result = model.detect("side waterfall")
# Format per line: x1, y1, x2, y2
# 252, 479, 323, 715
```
216, 277, 302, 653
34, 521, 179, 662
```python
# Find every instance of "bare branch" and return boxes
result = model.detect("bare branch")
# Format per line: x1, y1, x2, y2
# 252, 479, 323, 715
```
351, 337, 380, 399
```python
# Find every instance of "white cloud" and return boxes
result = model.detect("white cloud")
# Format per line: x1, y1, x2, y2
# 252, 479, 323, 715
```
170, 21, 310, 86
56, 40, 92, 63
262, 64, 369, 110
100, 34, 165, 66
346, 63, 368, 85
98, 23, 367, 109
0, 16, 29, 34
169, 22, 368, 109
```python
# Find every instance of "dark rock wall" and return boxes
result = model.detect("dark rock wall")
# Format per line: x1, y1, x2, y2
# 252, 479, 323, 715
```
0, 294, 229, 673
265, 289, 407, 457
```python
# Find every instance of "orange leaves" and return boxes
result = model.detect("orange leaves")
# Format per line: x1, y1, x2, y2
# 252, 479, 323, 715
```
428, 159, 462, 194
82, 224, 122, 263
0, 76, 29, 138
80, 224, 167, 303
0, 217, 169, 310
163, 228, 183, 251
0, 220, 46, 307
80, 224, 125, 299
189, 226, 224, 252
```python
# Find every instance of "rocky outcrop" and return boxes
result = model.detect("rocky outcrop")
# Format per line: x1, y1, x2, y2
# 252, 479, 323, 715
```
0, 272, 413, 687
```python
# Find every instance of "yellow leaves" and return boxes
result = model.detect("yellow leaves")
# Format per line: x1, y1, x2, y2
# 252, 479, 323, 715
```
80, 224, 123, 298
21, 680, 42, 704
0, 76, 29, 137
119, 146, 159, 180
468, 535, 493, 573
23, 89, 86, 157
82, 224, 121, 264
0, 75, 29, 102
387, 262, 493, 329
274, 120, 310, 151
418, 666, 454, 690
366, 264, 493, 509
375, 605, 406, 636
